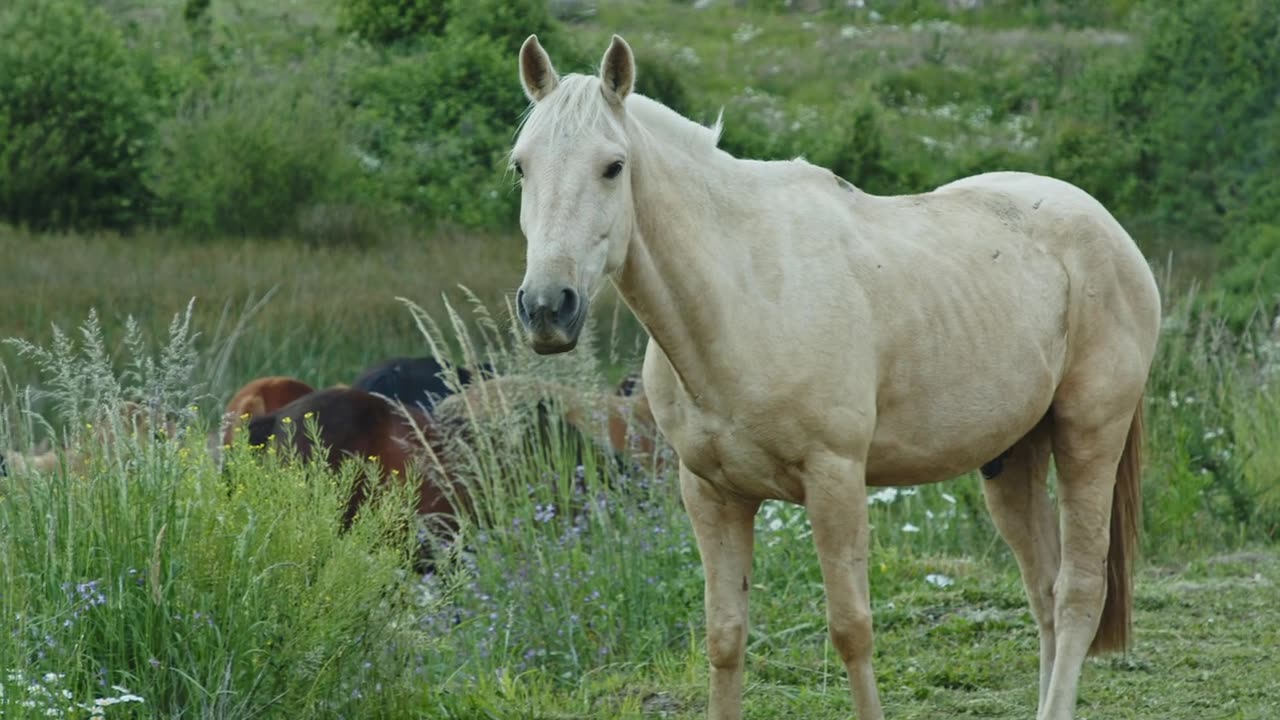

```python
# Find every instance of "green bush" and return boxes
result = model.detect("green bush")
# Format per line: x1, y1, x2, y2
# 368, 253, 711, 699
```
1064, 0, 1280, 242
350, 39, 546, 228
1210, 224, 1280, 329
633, 51, 694, 117
718, 94, 924, 195
338, 0, 450, 44
444, 0, 566, 55
339, 0, 586, 229
0, 0, 154, 230
147, 73, 371, 240
1043, 117, 1142, 214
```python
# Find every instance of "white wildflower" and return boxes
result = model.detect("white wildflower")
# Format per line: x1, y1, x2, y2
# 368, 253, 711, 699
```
732, 23, 762, 44
926, 573, 954, 588
868, 488, 898, 505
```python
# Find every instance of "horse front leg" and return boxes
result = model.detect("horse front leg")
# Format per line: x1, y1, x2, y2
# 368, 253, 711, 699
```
806, 454, 885, 720
680, 463, 760, 720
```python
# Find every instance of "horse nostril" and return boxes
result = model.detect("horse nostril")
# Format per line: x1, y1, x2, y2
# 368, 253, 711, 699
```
516, 288, 531, 323
558, 288, 579, 322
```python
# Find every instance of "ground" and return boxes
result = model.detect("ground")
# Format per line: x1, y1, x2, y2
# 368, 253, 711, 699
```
452, 550, 1279, 719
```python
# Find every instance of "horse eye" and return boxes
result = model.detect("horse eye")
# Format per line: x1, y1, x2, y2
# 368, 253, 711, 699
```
514, 162, 524, 177
603, 160, 624, 179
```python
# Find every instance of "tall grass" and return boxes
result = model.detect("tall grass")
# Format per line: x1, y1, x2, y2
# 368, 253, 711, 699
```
0, 305, 436, 717
0, 229, 647, 429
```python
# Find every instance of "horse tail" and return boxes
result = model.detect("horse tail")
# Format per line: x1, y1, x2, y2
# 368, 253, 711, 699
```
1090, 393, 1143, 655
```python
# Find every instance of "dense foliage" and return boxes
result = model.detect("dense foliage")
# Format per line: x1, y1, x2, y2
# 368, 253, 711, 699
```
0, 0, 154, 230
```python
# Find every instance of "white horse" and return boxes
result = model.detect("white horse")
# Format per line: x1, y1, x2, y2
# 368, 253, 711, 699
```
509, 34, 1160, 720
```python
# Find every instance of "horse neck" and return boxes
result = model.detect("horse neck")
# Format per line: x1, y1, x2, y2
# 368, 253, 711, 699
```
612, 127, 755, 400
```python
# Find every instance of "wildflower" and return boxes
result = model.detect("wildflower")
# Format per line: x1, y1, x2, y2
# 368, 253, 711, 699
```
901, 523, 921, 533
925, 573, 954, 588
868, 488, 898, 505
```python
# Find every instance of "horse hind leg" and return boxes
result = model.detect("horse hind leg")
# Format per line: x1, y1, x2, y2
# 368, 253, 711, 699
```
1040, 378, 1145, 720
979, 417, 1059, 711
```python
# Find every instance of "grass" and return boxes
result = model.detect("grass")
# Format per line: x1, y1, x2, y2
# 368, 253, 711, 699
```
414, 551, 1280, 719
0, 227, 648, 427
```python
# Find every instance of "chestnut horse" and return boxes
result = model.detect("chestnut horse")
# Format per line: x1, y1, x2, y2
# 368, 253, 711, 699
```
219, 375, 317, 446
508, 34, 1160, 720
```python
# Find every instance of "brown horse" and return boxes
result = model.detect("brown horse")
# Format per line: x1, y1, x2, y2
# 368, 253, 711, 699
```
219, 376, 317, 447
608, 371, 664, 471
244, 387, 462, 530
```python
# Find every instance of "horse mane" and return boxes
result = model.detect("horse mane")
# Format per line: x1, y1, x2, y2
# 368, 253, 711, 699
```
626, 89, 724, 159
514, 73, 724, 162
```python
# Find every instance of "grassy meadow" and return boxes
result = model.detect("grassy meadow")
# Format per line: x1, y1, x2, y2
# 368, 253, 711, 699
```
3, 0, 1280, 718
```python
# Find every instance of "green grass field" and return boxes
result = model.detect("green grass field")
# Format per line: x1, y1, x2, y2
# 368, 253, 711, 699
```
3, 0, 1280, 717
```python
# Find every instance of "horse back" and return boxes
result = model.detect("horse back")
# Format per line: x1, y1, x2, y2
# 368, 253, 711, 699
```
352, 355, 494, 412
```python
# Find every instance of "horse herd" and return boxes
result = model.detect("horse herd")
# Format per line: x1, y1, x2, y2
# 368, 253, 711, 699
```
0, 354, 664, 546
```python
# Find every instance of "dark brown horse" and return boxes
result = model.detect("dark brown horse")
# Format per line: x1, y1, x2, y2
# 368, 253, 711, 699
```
245, 387, 464, 530
351, 355, 494, 414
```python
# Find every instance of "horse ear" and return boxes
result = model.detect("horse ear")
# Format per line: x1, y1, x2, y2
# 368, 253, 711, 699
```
599, 34, 635, 107
520, 34, 559, 103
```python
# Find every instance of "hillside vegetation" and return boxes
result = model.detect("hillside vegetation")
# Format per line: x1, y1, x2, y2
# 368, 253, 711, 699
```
1, 0, 1276, 319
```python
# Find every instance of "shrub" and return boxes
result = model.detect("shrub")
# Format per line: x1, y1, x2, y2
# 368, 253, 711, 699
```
1043, 117, 1142, 214
1061, 0, 1280, 243
0, 0, 153, 230
343, 0, 587, 229
350, 35, 530, 229
444, 0, 566, 56
147, 72, 371, 240
718, 93, 923, 195
632, 51, 694, 117
338, 0, 450, 44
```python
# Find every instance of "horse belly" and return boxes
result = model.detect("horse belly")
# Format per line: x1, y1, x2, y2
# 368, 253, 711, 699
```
867, 331, 1061, 484
865, 298, 1066, 485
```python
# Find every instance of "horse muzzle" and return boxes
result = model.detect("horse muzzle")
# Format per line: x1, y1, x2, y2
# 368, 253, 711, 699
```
517, 285, 586, 354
